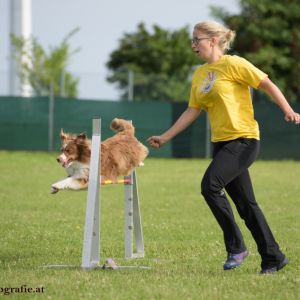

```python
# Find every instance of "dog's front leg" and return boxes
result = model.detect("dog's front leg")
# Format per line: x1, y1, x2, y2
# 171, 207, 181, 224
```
51, 177, 88, 193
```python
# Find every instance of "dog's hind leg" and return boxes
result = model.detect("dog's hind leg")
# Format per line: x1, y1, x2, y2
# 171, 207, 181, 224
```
51, 177, 88, 193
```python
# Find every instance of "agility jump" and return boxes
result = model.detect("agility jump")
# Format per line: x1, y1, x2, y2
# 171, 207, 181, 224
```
81, 118, 145, 270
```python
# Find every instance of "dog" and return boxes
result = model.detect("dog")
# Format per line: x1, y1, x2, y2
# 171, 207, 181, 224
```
51, 118, 149, 193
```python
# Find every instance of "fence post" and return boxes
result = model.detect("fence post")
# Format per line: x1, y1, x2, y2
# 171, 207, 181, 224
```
60, 71, 65, 97
48, 82, 55, 151
128, 70, 134, 101
205, 112, 211, 159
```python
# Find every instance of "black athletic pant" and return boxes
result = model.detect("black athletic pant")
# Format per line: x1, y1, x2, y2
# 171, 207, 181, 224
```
201, 138, 285, 269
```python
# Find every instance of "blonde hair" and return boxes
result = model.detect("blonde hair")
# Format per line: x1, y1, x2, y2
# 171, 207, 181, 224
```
194, 21, 236, 52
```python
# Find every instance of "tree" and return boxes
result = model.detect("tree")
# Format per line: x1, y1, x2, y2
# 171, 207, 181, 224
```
11, 28, 80, 98
106, 23, 200, 102
211, 0, 300, 101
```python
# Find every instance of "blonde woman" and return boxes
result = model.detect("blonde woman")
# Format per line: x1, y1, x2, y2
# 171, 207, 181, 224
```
148, 21, 300, 274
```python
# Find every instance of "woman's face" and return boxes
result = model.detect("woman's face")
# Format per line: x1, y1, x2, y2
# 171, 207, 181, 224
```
191, 29, 212, 61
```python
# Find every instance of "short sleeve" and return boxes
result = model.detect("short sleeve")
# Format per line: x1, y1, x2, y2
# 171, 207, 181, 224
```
227, 56, 268, 88
188, 69, 202, 109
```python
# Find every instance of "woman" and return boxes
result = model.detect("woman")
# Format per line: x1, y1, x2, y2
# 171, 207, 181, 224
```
147, 21, 300, 274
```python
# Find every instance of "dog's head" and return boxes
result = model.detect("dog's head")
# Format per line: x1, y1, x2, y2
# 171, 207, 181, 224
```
56, 129, 91, 167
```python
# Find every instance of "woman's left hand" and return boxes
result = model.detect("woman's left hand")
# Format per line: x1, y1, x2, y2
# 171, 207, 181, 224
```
284, 111, 300, 124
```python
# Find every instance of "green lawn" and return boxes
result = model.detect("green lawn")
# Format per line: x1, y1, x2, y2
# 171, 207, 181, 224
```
0, 151, 299, 299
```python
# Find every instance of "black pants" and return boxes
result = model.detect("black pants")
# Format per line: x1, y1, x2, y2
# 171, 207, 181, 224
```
201, 138, 285, 269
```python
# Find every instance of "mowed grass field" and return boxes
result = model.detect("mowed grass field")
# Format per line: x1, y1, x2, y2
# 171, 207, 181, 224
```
0, 150, 299, 300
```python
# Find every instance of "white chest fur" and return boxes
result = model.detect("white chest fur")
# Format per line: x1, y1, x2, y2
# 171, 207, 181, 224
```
65, 161, 90, 179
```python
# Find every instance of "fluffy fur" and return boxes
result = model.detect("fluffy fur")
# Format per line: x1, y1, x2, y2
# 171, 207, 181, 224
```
51, 118, 149, 193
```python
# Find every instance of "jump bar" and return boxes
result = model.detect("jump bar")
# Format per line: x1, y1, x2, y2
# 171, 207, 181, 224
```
100, 179, 133, 185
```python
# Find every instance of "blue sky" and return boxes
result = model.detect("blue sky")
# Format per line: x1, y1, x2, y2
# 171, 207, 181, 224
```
0, 0, 240, 100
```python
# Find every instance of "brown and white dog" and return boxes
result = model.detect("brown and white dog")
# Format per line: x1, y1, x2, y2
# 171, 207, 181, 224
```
51, 118, 149, 193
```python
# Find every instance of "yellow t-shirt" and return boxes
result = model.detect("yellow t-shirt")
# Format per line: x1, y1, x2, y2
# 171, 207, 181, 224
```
188, 55, 267, 142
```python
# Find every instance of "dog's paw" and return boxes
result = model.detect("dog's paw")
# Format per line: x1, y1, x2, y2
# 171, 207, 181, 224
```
138, 162, 145, 167
50, 186, 59, 194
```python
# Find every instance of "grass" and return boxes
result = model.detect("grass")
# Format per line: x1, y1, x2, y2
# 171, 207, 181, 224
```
0, 151, 299, 299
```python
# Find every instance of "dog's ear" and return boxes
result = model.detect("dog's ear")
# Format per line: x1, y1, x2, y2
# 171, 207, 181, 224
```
76, 132, 87, 140
60, 129, 67, 141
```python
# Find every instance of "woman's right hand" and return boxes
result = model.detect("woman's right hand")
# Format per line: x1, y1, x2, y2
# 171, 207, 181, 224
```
147, 136, 166, 148
147, 108, 201, 149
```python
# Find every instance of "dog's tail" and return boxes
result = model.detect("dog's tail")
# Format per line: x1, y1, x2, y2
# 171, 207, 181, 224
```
110, 118, 135, 135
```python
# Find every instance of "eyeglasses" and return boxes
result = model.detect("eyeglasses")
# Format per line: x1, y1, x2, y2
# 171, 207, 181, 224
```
191, 37, 209, 44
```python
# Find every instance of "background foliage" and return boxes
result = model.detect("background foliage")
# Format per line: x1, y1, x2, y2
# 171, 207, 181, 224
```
106, 23, 199, 102
10, 0, 300, 102
11, 28, 80, 98
107, 0, 300, 102
211, 0, 300, 102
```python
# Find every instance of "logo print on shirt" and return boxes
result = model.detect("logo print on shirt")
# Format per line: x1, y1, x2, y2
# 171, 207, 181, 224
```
199, 71, 217, 94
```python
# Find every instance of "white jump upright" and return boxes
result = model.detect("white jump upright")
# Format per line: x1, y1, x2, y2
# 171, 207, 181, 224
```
124, 170, 144, 259
81, 118, 101, 270
81, 118, 145, 270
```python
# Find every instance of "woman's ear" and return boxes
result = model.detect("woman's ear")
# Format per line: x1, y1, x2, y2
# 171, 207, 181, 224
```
210, 37, 218, 47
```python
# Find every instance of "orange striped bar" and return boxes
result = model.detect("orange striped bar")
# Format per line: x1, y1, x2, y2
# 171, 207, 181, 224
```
100, 179, 132, 185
